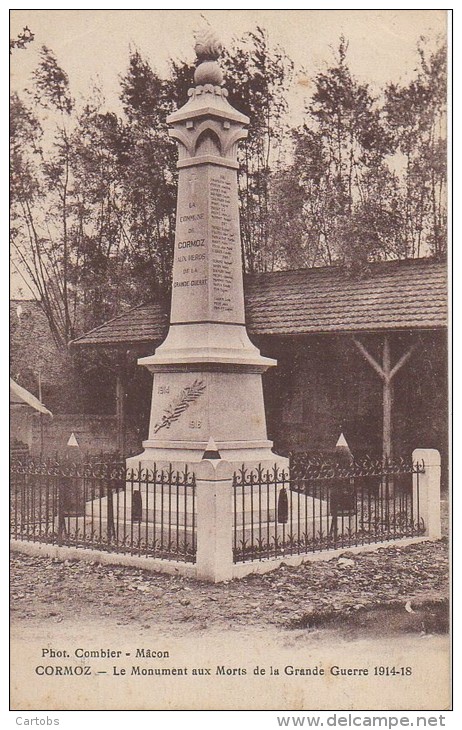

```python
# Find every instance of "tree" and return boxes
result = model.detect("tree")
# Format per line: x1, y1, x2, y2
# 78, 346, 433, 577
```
267, 165, 308, 269
10, 46, 80, 346
69, 95, 135, 331
384, 38, 447, 258
118, 50, 179, 302
11, 34, 296, 346
10, 92, 62, 340
222, 27, 294, 272
11, 48, 134, 344
283, 37, 399, 269
10, 26, 34, 53
10, 74, 78, 345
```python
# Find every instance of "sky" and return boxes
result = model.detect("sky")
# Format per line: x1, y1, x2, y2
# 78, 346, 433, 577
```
10, 9, 447, 124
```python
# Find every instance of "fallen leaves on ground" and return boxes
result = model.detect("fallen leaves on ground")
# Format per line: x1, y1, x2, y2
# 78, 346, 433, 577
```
10, 540, 448, 633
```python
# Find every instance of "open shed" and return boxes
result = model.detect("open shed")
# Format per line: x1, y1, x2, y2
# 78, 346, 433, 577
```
71, 258, 447, 481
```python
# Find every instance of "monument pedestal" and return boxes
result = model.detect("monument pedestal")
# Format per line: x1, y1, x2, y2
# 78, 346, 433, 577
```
127, 363, 278, 467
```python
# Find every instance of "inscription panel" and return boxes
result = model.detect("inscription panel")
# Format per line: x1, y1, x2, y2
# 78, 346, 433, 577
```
210, 174, 235, 314
170, 164, 245, 324
208, 167, 245, 322
170, 167, 209, 323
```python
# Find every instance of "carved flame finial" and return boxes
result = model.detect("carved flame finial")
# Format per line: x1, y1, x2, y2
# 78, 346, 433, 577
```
194, 27, 223, 61
193, 27, 224, 86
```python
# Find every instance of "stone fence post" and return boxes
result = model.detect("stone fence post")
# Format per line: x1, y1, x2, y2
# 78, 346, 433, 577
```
195, 459, 234, 582
412, 448, 441, 540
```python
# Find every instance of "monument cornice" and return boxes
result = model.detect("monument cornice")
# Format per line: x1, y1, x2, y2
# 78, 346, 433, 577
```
137, 357, 275, 374
141, 439, 274, 451
176, 155, 239, 170
168, 103, 249, 126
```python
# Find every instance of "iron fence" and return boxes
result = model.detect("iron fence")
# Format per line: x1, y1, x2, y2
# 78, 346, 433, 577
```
233, 455, 425, 563
10, 458, 196, 563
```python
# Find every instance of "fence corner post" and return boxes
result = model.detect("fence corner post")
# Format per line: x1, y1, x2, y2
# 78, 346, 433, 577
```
412, 448, 441, 540
195, 459, 234, 583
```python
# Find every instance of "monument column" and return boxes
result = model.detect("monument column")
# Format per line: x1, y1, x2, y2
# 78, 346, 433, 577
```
129, 30, 282, 467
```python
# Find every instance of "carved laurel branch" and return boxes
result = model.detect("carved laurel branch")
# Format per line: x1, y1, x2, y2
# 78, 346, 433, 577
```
153, 379, 206, 434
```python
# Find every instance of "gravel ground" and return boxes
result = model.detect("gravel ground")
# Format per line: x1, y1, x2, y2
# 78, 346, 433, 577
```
10, 539, 449, 635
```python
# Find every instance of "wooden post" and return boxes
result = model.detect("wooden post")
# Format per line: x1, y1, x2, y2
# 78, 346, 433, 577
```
38, 370, 44, 456
116, 372, 126, 456
353, 334, 415, 462
382, 335, 392, 461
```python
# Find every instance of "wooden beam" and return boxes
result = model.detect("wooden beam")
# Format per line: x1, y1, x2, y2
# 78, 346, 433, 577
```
116, 373, 126, 456
354, 337, 416, 384
389, 344, 416, 380
352, 337, 386, 380
383, 335, 392, 459
353, 335, 415, 463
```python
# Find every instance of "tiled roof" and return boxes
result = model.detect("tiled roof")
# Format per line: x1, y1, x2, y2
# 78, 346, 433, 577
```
71, 301, 170, 348
245, 258, 447, 335
71, 258, 447, 348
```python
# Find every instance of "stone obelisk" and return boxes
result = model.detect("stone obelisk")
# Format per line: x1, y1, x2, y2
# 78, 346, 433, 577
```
130, 30, 280, 468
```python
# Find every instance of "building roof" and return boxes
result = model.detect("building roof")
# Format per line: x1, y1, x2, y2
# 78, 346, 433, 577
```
10, 378, 53, 416
71, 258, 447, 348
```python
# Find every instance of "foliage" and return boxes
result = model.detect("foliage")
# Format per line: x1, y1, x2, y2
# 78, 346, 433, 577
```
280, 36, 447, 268
10, 48, 179, 346
10, 46, 77, 347
10, 26, 34, 53
384, 39, 447, 258
10, 32, 447, 349
118, 50, 179, 302
282, 38, 401, 268
222, 27, 294, 272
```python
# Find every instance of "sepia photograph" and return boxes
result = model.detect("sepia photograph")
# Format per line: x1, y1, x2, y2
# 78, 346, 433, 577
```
9, 8, 450, 714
